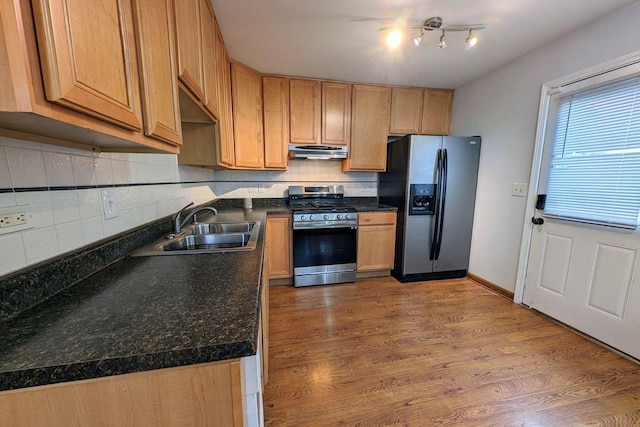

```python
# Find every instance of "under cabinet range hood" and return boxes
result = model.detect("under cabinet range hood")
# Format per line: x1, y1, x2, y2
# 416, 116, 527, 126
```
288, 144, 348, 160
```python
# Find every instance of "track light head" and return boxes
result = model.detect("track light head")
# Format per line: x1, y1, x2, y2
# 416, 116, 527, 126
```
465, 29, 478, 47
413, 31, 424, 47
386, 29, 402, 49
438, 31, 447, 49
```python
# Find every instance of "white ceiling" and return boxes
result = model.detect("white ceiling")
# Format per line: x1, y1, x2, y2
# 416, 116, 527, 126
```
210, 0, 638, 89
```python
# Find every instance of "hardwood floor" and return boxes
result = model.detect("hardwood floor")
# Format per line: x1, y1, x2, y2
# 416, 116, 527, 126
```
263, 277, 640, 426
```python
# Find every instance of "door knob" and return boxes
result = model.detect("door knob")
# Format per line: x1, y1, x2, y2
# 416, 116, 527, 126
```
531, 217, 544, 225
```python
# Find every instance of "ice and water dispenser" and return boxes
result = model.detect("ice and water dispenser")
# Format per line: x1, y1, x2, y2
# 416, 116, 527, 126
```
409, 184, 436, 215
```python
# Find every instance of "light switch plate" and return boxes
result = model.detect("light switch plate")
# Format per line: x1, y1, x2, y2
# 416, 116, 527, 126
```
512, 183, 527, 197
101, 189, 118, 219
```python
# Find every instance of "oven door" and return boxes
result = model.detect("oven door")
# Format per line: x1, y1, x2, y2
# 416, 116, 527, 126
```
292, 226, 357, 287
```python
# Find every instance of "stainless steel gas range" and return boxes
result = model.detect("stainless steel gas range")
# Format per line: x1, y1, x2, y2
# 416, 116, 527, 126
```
288, 185, 358, 287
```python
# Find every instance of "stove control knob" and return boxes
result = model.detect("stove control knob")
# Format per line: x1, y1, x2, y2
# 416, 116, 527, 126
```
300, 215, 306, 221
323, 214, 329, 220
336, 214, 342, 220
309, 215, 315, 220
345, 214, 351, 220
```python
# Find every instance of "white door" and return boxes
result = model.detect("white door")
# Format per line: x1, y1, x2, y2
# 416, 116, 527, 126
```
523, 219, 640, 359
522, 58, 640, 360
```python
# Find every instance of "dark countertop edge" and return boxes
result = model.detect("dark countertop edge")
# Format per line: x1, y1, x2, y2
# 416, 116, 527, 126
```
0, 341, 255, 392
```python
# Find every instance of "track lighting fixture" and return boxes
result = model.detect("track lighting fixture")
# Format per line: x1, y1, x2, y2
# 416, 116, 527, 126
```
438, 31, 446, 49
465, 29, 478, 47
383, 16, 486, 49
414, 30, 424, 47
386, 29, 402, 48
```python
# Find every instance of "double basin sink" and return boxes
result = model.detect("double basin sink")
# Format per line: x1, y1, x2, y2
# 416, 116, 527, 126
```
132, 221, 261, 256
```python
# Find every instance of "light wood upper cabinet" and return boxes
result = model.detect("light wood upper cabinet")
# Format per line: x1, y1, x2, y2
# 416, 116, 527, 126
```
32, 0, 143, 131
357, 212, 397, 272
131, 0, 182, 146
263, 76, 289, 169
390, 87, 454, 136
289, 78, 321, 144
266, 215, 293, 279
200, 0, 220, 119
343, 84, 390, 171
389, 87, 423, 135
421, 89, 453, 135
216, 29, 235, 167
322, 81, 351, 146
173, 0, 206, 101
231, 61, 264, 169
231, 61, 263, 169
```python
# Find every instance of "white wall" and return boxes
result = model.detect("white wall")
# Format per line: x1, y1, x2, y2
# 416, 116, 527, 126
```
452, 1, 640, 292
0, 137, 377, 277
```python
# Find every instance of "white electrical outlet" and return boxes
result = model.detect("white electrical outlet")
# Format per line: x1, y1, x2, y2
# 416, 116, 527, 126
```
512, 183, 527, 197
101, 189, 118, 220
0, 205, 34, 235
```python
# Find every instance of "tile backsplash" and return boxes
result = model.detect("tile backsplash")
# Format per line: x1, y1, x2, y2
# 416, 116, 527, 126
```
0, 137, 378, 276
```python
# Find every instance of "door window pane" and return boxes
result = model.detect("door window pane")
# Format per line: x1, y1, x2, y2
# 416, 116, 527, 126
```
544, 77, 640, 229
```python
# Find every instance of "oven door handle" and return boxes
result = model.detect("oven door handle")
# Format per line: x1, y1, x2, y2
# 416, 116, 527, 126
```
293, 223, 358, 231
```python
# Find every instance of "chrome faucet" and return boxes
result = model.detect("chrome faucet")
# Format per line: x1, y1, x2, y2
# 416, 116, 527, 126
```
172, 202, 218, 234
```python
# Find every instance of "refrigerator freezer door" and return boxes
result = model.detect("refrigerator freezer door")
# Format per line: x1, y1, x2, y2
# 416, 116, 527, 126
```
401, 136, 441, 275
433, 137, 481, 272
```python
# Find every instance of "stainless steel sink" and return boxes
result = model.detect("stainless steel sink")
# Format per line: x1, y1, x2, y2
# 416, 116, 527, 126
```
190, 222, 254, 234
132, 221, 261, 256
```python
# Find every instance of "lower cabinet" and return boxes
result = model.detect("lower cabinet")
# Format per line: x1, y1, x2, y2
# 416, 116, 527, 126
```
0, 360, 246, 426
357, 212, 397, 272
266, 215, 293, 280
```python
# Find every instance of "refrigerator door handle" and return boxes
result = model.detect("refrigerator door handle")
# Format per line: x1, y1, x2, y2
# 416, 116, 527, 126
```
430, 149, 443, 260
434, 148, 448, 259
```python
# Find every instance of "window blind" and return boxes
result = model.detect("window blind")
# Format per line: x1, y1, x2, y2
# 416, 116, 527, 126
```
544, 77, 640, 229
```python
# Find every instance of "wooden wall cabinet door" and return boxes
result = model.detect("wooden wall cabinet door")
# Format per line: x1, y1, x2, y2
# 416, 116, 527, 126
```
263, 76, 289, 169
200, 0, 220, 119
389, 87, 423, 135
231, 61, 263, 169
289, 78, 320, 144
132, 0, 182, 146
421, 89, 453, 136
266, 215, 292, 279
343, 84, 390, 171
173, 0, 205, 101
357, 212, 397, 272
32, 0, 143, 131
216, 29, 235, 167
322, 81, 350, 146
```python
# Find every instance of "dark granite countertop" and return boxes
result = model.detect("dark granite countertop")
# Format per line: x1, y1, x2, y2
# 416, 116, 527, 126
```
0, 208, 266, 391
0, 199, 395, 392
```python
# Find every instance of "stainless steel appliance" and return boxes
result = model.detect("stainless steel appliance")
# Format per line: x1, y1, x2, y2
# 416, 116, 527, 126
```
288, 185, 358, 287
288, 144, 348, 160
379, 135, 481, 282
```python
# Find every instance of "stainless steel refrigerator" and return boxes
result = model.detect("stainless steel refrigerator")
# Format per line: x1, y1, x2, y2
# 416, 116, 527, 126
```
379, 135, 481, 282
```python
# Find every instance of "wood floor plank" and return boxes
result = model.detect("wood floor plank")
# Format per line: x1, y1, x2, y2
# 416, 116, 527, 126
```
264, 278, 640, 426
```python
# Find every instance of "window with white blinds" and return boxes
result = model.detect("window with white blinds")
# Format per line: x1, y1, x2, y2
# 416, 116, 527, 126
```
544, 76, 640, 229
